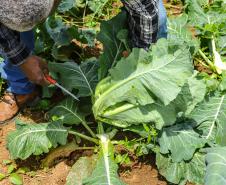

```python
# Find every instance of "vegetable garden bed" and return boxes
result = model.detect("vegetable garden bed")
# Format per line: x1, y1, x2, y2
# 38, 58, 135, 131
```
1, 0, 226, 184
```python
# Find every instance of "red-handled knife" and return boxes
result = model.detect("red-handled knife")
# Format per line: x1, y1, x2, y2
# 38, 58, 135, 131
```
45, 74, 79, 101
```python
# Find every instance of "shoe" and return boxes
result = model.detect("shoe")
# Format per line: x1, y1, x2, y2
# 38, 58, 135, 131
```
0, 91, 39, 125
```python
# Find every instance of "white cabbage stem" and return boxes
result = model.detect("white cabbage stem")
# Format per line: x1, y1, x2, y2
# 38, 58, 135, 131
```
212, 37, 226, 74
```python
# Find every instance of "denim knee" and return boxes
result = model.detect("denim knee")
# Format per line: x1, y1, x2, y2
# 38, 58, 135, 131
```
158, 0, 168, 39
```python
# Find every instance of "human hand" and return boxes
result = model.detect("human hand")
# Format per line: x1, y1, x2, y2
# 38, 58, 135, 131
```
19, 55, 50, 86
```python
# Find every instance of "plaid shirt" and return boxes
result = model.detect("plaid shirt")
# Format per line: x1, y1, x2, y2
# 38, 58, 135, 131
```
122, 0, 159, 49
0, 23, 31, 65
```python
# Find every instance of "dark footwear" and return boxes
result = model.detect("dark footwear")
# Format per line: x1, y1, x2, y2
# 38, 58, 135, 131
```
0, 91, 39, 125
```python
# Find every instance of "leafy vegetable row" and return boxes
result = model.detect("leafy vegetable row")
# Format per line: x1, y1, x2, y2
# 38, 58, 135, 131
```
6, 0, 226, 184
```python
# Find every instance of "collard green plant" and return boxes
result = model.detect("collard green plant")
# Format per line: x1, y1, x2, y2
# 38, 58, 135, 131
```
7, 1, 226, 184
93, 39, 193, 128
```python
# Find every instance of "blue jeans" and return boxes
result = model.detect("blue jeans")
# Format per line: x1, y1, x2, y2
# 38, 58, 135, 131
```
0, 31, 35, 94
158, 0, 168, 39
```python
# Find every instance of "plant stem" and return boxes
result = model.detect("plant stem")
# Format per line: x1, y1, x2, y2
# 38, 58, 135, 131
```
111, 42, 122, 68
73, 147, 95, 150
196, 59, 210, 68
81, 121, 97, 138
198, 49, 215, 68
103, 104, 135, 117
98, 122, 105, 135
69, 130, 99, 144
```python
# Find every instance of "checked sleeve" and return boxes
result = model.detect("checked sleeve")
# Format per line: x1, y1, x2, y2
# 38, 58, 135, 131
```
0, 23, 31, 65
122, 0, 159, 50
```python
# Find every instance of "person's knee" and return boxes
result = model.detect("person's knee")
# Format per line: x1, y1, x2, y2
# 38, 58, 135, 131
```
159, 11, 167, 28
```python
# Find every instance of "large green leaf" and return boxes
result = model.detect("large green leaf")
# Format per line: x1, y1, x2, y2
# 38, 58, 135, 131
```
49, 58, 99, 97
83, 135, 125, 185
51, 43, 77, 62
97, 11, 128, 79
168, 14, 200, 54
172, 73, 206, 116
7, 120, 68, 160
96, 101, 178, 129
156, 152, 205, 185
159, 123, 206, 162
66, 156, 97, 185
93, 39, 193, 127
189, 93, 226, 146
48, 98, 86, 125
45, 16, 79, 46
95, 73, 205, 129
205, 147, 226, 185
